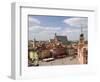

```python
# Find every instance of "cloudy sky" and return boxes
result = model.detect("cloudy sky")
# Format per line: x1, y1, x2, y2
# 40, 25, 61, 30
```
28, 15, 88, 41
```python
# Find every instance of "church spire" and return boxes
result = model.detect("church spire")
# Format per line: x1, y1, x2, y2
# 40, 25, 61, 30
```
80, 24, 84, 42
33, 38, 36, 48
34, 38, 36, 42
55, 33, 57, 37
81, 25, 83, 34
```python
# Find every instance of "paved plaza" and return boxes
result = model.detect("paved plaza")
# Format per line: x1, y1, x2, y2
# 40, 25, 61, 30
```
39, 55, 79, 66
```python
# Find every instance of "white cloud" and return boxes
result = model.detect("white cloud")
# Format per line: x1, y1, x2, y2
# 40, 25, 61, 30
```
29, 17, 88, 41
59, 27, 88, 41
29, 25, 61, 33
29, 25, 88, 41
29, 25, 61, 40
29, 17, 40, 27
62, 28, 80, 33
63, 17, 88, 40
64, 17, 88, 27
31, 31, 55, 41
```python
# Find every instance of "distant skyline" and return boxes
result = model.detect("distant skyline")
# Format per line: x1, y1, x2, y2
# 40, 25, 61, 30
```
28, 15, 88, 41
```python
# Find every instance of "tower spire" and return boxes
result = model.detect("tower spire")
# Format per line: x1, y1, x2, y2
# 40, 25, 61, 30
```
80, 24, 84, 42
81, 25, 83, 34
55, 33, 57, 37
33, 38, 36, 48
